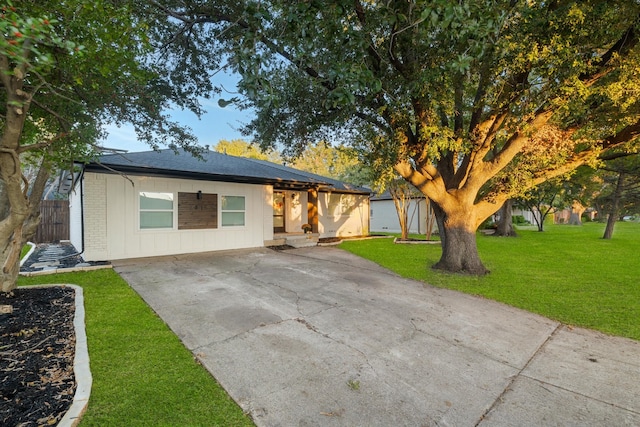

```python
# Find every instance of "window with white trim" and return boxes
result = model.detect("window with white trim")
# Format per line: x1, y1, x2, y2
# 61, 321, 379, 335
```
221, 195, 245, 227
139, 192, 174, 229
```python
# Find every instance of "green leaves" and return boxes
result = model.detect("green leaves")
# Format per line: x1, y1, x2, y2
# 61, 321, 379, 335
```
150, 0, 640, 213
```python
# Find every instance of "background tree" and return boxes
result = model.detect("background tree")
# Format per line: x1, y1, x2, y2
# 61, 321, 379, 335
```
597, 153, 640, 239
152, 1, 640, 275
289, 141, 368, 184
214, 139, 279, 161
559, 166, 604, 226
386, 177, 419, 241
212, 138, 371, 185
493, 199, 517, 237
0, 0, 202, 293
519, 178, 566, 232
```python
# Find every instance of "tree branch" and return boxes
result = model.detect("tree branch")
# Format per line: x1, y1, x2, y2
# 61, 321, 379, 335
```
527, 118, 640, 188
475, 108, 554, 189
579, 16, 639, 84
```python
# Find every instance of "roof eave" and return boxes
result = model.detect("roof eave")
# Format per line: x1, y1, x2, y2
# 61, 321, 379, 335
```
84, 163, 325, 190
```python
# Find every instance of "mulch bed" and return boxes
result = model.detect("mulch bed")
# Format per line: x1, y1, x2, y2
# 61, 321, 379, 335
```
318, 237, 341, 244
0, 286, 76, 426
267, 244, 296, 251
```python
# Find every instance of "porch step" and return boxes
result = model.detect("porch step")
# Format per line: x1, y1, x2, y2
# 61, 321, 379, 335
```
285, 234, 319, 248
264, 238, 286, 246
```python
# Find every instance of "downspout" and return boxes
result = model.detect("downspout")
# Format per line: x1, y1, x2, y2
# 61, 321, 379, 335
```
60, 167, 85, 260
80, 170, 85, 254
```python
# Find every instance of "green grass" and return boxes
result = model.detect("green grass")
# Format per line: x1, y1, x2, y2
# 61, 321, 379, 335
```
340, 222, 640, 341
20, 243, 31, 260
18, 269, 254, 427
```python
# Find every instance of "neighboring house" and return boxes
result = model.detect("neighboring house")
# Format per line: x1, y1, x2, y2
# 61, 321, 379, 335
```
370, 192, 432, 234
371, 192, 538, 233
512, 207, 537, 225
67, 149, 370, 261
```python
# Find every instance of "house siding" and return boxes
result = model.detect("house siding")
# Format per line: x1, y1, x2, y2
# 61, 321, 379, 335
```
80, 172, 269, 261
318, 192, 369, 238
370, 198, 429, 234
83, 173, 109, 259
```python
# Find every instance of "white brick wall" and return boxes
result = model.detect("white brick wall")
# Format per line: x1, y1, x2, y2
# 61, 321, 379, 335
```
82, 173, 108, 259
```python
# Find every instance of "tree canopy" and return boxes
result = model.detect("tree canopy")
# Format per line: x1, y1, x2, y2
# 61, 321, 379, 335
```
213, 139, 279, 161
148, 1, 640, 273
0, 0, 205, 292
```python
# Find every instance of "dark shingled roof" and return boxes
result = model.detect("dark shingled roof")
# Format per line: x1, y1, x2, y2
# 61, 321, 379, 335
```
85, 149, 370, 194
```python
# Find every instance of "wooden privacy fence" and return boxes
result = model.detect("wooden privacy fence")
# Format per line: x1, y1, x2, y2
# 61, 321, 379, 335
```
34, 200, 70, 243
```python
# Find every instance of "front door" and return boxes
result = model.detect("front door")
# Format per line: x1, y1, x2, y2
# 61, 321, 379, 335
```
273, 192, 285, 233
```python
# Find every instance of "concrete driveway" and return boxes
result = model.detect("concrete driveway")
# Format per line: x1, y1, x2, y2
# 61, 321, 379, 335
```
114, 247, 640, 426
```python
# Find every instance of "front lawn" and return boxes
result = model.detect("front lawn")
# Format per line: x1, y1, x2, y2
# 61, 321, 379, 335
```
340, 222, 640, 341
18, 270, 254, 427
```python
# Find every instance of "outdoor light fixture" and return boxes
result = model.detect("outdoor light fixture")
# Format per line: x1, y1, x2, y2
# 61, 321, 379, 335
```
197, 190, 202, 199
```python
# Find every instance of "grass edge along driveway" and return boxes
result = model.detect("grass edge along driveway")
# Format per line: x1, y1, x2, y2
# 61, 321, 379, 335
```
340, 222, 640, 342
18, 221, 638, 424
19, 269, 254, 427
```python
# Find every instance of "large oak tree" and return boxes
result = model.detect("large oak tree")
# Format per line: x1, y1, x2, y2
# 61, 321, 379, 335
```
153, 0, 640, 274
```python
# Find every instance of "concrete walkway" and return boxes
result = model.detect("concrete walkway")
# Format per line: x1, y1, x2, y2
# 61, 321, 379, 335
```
114, 247, 640, 426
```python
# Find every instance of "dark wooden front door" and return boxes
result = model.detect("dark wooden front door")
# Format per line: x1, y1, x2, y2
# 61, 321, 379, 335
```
273, 192, 285, 233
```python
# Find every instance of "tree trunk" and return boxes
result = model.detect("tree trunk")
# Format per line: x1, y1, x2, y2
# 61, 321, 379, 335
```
0, 156, 50, 293
534, 207, 545, 231
494, 199, 517, 237
22, 163, 50, 243
0, 179, 9, 221
535, 206, 549, 232
397, 202, 409, 239
568, 201, 586, 225
603, 172, 625, 240
0, 157, 30, 293
432, 204, 488, 275
389, 182, 411, 240
1, 222, 23, 293
0, 62, 33, 293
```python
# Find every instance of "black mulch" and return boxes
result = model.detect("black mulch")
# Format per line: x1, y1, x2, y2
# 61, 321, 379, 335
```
318, 237, 341, 244
0, 287, 76, 426
268, 237, 343, 251
267, 244, 296, 251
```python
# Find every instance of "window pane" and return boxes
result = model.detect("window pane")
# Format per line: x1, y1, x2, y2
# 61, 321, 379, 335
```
140, 192, 173, 210
222, 196, 245, 210
222, 212, 245, 226
140, 212, 173, 229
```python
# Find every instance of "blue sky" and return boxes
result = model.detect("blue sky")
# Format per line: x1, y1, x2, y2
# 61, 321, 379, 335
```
100, 74, 255, 153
